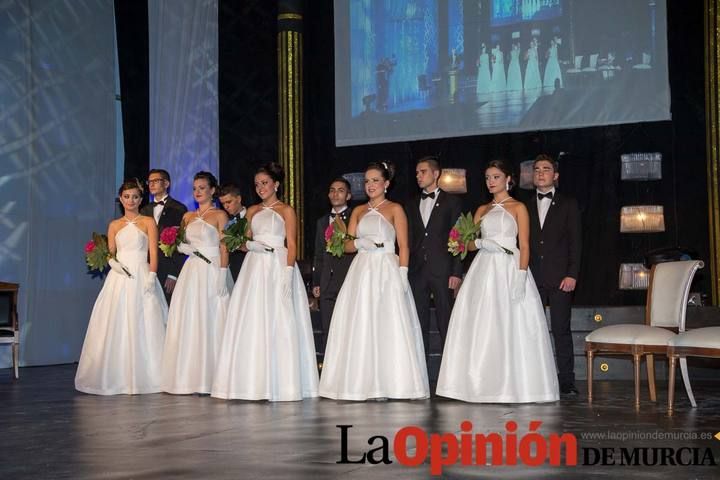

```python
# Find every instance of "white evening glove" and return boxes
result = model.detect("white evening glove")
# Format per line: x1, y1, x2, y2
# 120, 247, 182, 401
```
108, 258, 127, 276
177, 242, 194, 256
217, 268, 229, 297
144, 271, 157, 294
511, 269, 527, 302
474, 238, 507, 253
399, 266, 410, 293
246, 240, 271, 253
354, 237, 378, 251
281, 266, 294, 298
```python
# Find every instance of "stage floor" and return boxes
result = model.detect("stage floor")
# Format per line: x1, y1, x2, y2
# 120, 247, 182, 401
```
1, 365, 718, 479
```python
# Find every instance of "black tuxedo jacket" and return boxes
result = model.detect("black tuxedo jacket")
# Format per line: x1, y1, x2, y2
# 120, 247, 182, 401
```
406, 190, 463, 278
141, 196, 187, 282
526, 191, 582, 288
312, 208, 354, 293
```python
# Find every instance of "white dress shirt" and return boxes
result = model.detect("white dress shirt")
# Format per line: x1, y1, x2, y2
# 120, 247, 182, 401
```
420, 188, 439, 227
329, 206, 348, 225
536, 187, 555, 229
153, 194, 168, 224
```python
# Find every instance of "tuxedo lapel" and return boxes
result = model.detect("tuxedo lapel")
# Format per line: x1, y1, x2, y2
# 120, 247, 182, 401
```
423, 190, 443, 233
529, 195, 541, 234
541, 194, 559, 232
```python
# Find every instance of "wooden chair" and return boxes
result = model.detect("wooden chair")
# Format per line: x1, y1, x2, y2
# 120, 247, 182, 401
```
585, 260, 703, 407
0, 282, 19, 379
667, 326, 720, 413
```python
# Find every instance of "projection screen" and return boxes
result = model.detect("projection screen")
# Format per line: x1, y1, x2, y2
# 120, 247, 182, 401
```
334, 0, 671, 146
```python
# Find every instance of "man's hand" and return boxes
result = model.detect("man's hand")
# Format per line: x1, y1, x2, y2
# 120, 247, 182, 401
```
559, 277, 577, 292
448, 276, 462, 290
312, 286, 320, 298
164, 277, 177, 294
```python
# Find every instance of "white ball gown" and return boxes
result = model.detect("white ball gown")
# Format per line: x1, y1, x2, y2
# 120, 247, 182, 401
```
543, 44, 563, 90
506, 46, 523, 91
161, 215, 233, 394
436, 201, 559, 403
489, 48, 507, 93
475, 51, 491, 98
75, 219, 167, 395
524, 45, 542, 91
211, 206, 319, 401
319, 207, 430, 400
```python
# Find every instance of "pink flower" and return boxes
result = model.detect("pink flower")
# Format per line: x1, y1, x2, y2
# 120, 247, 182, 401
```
324, 224, 334, 242
84, 240, 96, 253
160, 226, 179, 245
457, 243, 465, 253
449, 228, 460, 241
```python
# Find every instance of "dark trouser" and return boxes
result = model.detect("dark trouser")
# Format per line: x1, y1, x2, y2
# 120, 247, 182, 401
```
410, 268, 453, 356
537, 284, 575, 385
319, 281, 343, 355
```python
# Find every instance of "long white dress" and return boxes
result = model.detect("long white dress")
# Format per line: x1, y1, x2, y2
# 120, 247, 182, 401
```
75, 220, 167, 395
543, 44, 563, 89
319, 207, 430, 400
436, 202, 559, 403
506, 46, 523, 91
489, 48, 506, 93
476, 51, 491, 97
211, 207, 319, 401
161, 216, 233, 394
524, 45, 542, 91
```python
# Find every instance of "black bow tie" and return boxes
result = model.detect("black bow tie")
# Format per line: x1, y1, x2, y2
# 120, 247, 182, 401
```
421, 191, 436, 200
152, 200, 166, 206
330, 211, 345, 219
537, 192, 553, 200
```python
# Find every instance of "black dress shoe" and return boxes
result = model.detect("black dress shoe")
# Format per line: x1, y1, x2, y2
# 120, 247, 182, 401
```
560, 383, 579, 395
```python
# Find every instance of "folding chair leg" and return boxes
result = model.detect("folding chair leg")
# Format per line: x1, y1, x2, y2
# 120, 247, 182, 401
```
12, 342, 19, 379
646, 354, 656, 402
679, 357, 696, 408
586, 350, 594, 403
668, 355, 677, 414
633, 353, 641, 407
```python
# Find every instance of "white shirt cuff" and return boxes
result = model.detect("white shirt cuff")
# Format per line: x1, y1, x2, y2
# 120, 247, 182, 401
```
166, 275, 177, 281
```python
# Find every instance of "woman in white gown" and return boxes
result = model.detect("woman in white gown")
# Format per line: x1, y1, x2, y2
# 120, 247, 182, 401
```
506, 43, 523, 91
524, 39, 542, 91
489, 44, 507, 93
212, 162, 318, 401
436, 160, 559, 403
543, 39, 563, 90
161, 171, 233, 394
319, 162, 429, 401
76, 179, 167, 395
475, 43, 491, 98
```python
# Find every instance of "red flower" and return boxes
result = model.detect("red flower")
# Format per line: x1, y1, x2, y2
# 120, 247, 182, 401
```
449, 227, 460, 241
324, 224, 334, 242
84, 240, 96, 253
457, 243, 465, 253
160, 226, 179, 245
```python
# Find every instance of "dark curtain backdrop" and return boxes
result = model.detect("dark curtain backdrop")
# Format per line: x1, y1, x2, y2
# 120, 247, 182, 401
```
115, 0, 707, 305
114, 0, 149, 182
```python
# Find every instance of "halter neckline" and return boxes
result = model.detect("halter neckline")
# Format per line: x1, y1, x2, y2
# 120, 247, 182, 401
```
368, 199, 387, 211
197, 206, 215, 218
492, 196, 512, 206
122, 215, 139, 224
262, 200, 280, 209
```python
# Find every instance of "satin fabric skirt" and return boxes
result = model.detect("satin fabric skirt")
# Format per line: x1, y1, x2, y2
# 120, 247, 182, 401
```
319, 251, 429, 400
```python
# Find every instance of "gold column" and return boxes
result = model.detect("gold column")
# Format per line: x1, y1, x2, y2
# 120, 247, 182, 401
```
706, 0, 720, 304
278, 10, 304, 258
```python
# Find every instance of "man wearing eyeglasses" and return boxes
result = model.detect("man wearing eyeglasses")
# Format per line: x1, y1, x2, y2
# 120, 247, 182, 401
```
141, 169, 188, 303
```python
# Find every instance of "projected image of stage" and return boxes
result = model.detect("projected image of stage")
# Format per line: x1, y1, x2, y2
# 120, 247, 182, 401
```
334, 0, 670, 146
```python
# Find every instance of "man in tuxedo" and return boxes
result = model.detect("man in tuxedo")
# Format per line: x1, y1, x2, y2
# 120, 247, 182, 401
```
218, 183, 247, 281
141, 169, 187, 304
527, 154, 582, 395
312, 178, 354, 355
406, 157, 463, 356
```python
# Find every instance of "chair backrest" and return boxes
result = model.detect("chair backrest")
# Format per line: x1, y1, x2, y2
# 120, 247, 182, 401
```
589, 53, 599, 68
647, 260, 703, 329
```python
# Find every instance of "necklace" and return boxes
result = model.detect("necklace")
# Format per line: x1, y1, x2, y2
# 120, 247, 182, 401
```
123, 214, 139, 223
368, 198, 387, 210
198, 205, 215, 217
262, 199, 280, 209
